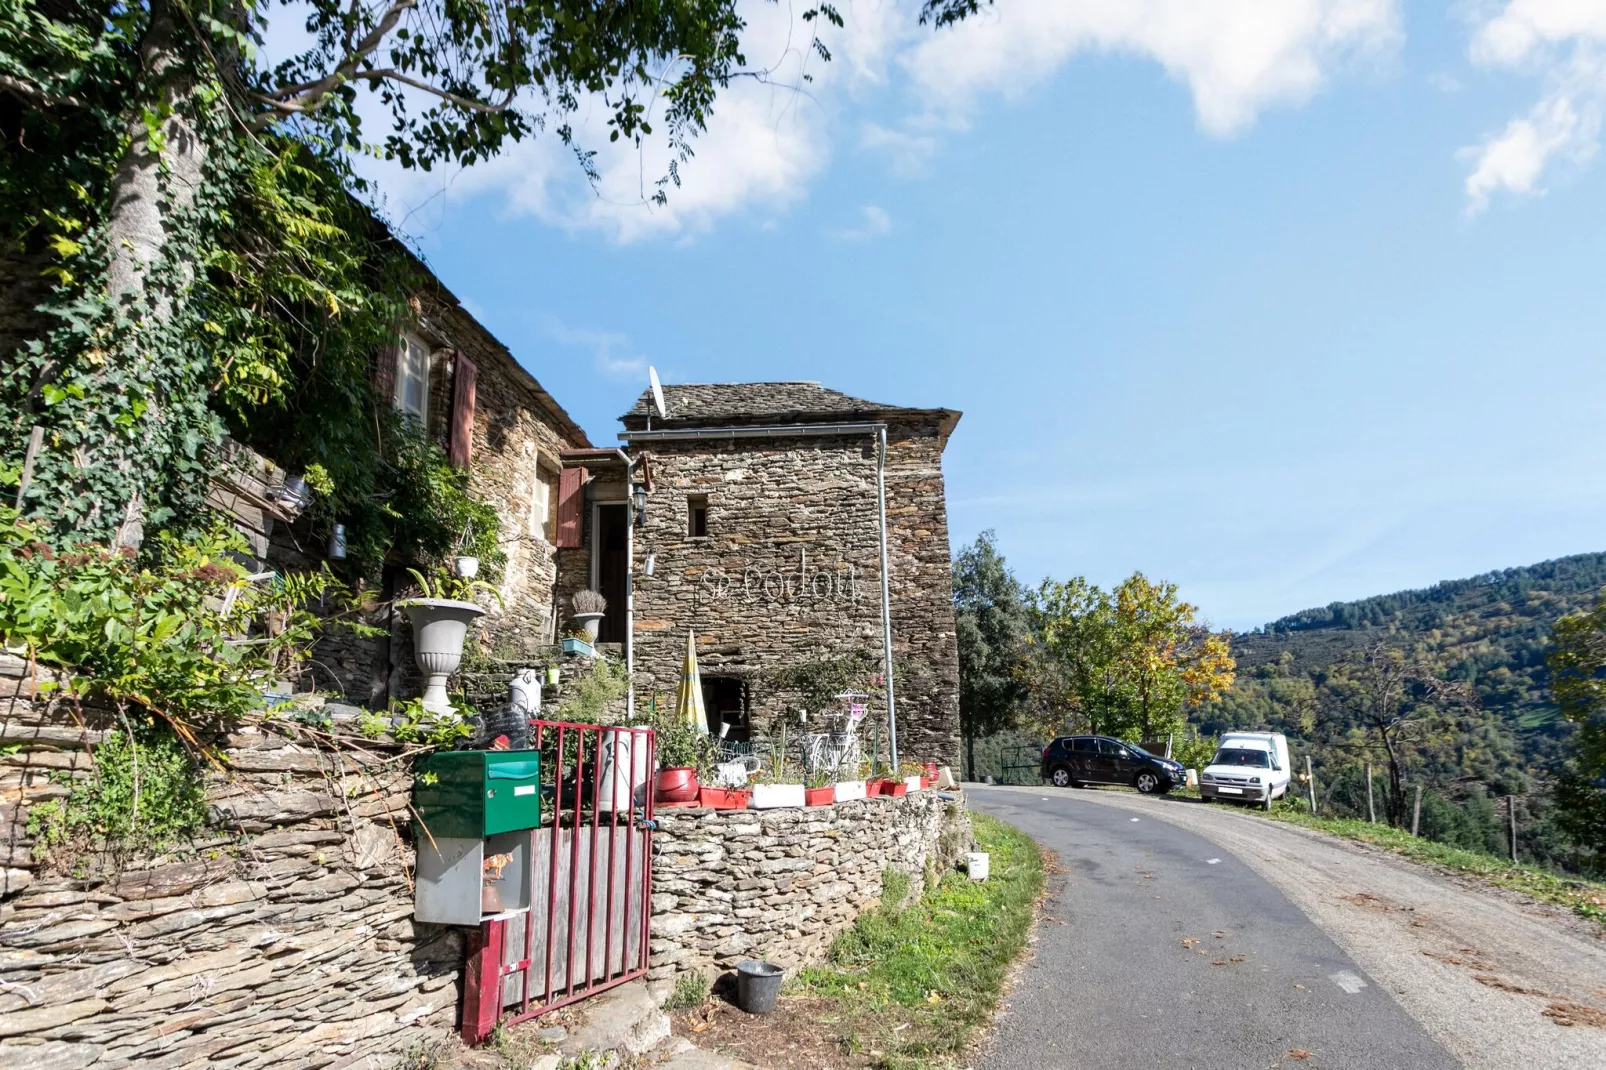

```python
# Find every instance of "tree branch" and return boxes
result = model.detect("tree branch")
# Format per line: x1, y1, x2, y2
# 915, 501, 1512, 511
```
0, 72, 86, 110
250, 0, 416, 127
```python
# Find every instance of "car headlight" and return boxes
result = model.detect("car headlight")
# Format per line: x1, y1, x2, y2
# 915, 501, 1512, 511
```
1201, 773, 1215, 782
1251, 776, 1261, 784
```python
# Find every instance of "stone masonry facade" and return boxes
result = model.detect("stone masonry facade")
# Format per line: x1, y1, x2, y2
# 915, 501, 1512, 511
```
647, 791, 970, 982
618, 383, 964, 769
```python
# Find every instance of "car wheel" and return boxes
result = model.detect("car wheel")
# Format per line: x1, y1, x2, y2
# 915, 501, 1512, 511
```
1135, 771, 1160, 794
1049, 765, 1073, 788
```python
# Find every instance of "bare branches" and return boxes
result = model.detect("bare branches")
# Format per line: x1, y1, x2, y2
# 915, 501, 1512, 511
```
250, 0, 417, 127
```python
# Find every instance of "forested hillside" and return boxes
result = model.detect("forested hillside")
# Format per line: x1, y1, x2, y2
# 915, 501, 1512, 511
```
1206, 552, 1606, 759
1195, 553, 1606, 869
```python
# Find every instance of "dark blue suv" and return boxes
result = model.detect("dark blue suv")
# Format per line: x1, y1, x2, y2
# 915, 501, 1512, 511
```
1040, 735, 1186, 794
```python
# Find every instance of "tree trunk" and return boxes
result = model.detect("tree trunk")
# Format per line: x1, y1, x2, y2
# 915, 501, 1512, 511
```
1380, 727, 1405, 827
95, 0, 207, 547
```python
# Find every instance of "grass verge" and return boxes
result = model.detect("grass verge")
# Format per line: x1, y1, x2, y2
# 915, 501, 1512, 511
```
1261, 808, 1606, 928
789, 812, 1045, 1069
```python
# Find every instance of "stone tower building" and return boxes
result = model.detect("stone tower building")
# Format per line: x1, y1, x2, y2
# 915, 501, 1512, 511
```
572, 381, 963, 769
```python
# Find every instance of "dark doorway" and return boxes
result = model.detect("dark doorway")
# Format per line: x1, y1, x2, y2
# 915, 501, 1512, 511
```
596, 503, 629, 645
701, 676, 749, 741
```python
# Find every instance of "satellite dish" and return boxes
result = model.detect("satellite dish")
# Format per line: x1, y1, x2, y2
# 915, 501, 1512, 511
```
648, 365, 667, 420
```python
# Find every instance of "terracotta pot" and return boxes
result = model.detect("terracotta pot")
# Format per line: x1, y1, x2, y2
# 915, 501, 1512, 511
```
698, 786, 751, 810
804, 786, 835, 807
655, 767, 700, 804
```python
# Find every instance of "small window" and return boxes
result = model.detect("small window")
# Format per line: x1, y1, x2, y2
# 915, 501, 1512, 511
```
394, 332, 431, 423
1071, 737, 1095, 753
1097, 738, 1125, 756
687, 495, 709, 538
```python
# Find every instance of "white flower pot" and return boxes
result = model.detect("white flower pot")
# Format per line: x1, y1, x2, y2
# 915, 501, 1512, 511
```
573, 612, 603, 641
904, 776, 923, 793
749, 783, 806, 809
967, 852, 990, 881
400, 598, 485, 714
833, 780, 867, 802
453, 556, 479, 579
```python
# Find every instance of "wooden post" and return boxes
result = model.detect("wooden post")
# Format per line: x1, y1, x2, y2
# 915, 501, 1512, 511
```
14, 425, 43, 508
1306, 755, 1317, 814
1508, 795, 1518, 864
1412, 784, 1422, 837
1366, 764, 1376, 823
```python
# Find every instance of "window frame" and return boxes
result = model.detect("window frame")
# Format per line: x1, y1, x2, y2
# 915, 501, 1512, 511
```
687, 494, 710, 538
394, 330, 432, 424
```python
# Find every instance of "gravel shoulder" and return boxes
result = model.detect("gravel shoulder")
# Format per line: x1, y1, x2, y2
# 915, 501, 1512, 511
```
982, 785, 1606, 1069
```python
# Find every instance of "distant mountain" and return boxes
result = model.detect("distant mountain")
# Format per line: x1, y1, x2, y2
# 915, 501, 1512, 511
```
1203, 552, 1606, 764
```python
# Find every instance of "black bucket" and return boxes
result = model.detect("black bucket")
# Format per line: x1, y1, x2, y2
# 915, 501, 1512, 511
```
734, 960, 784, 1014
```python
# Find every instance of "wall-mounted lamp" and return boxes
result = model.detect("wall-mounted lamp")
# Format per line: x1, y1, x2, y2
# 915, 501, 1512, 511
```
631, 481, 648, 528
327, 523, 347, 561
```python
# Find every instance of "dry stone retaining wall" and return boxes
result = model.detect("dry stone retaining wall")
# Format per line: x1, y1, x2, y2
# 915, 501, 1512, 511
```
647, 790, 970, 981
0, 666, 459, 1070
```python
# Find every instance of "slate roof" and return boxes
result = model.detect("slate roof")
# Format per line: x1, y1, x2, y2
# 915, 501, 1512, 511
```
620, 382, 958, 437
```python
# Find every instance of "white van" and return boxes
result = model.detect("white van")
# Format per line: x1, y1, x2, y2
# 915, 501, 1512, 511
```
1199, 732, 1291, 811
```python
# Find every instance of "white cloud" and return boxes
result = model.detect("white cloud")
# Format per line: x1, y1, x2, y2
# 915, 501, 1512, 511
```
1462, 1, 1606, 213
540, 316, 648, 380
898, 0, 1401, 137
353, 0, 1402, 242
832, 204, 894, 241
859, 120, 940, 177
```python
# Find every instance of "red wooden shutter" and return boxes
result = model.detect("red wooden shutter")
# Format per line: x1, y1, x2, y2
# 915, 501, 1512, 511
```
449, 352, 477, 468
555, 467, 586, 548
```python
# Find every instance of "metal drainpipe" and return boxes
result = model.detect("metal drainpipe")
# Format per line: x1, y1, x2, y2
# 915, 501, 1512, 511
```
876, 426, 898, 769
617, 448, 636, 724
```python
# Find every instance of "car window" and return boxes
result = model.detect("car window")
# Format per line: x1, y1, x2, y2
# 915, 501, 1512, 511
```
1097, 738, 1124, 756
1068, 737, 1092, 753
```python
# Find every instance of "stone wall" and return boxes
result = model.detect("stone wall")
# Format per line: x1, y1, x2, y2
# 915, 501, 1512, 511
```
647, 791, 970, 981
622, 419, 962, 768
0, 663, 461, 1070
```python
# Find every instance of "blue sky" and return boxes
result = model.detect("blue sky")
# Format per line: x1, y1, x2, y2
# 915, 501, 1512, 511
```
352, 1, 1606, 630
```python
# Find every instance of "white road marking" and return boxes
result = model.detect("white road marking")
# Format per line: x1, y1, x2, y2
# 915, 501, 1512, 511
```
1207, 858, 1222, 865
1329, 970, 1368, 994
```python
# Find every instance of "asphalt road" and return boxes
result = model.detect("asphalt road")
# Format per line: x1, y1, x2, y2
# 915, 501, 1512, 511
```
969, 786, 1460, 1070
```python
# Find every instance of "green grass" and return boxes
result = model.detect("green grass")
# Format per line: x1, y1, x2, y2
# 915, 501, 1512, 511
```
1262, 808, 1606, 928
791, 813, 1045, 1069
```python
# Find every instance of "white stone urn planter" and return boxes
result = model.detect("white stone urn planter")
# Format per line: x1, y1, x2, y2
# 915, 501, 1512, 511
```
572, 611, 604, 641
749, 783, 806, 809
833, 780, 867, 802
400, 598, 485, 714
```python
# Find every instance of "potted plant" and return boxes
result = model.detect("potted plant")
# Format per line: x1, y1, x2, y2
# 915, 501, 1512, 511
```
749, 768, 805, 809
698, 767, 751, 810
867, 759, 903, 797
833, 762, 867, 802
654, 719, 710, 806
804, 770, 835, 807
399, 569, 500, 715
901, 760, 926, 793
572, 589, 607, 641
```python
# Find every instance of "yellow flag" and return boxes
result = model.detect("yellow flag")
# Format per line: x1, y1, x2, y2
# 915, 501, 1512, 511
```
676, 630, 708, 734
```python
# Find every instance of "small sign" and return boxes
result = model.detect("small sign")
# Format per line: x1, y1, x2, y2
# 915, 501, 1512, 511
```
513, 785, 536, 797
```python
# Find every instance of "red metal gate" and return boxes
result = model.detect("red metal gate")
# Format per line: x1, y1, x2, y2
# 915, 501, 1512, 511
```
462, 721, 656, 1044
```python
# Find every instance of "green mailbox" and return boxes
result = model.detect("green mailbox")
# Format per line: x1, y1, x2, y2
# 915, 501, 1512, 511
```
413, 749, 541, 840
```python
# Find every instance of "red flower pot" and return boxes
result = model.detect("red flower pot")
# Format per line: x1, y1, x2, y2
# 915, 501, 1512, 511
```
698, 786, 751, 810
656, 767, 700, 805
874, 779, 906, 797
805, 786, 835, 807
920, 776, 933, 789
924, 762, 938, 778
865, 779, 883, 798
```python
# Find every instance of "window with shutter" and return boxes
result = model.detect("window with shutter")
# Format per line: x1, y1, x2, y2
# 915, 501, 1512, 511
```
394, 332, 431, 423
449, 352, 477, 468
555, 467, 586, 548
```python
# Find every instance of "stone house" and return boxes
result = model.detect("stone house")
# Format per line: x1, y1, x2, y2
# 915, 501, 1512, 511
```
209, 265, 592, 706
559, 382, 964, 769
